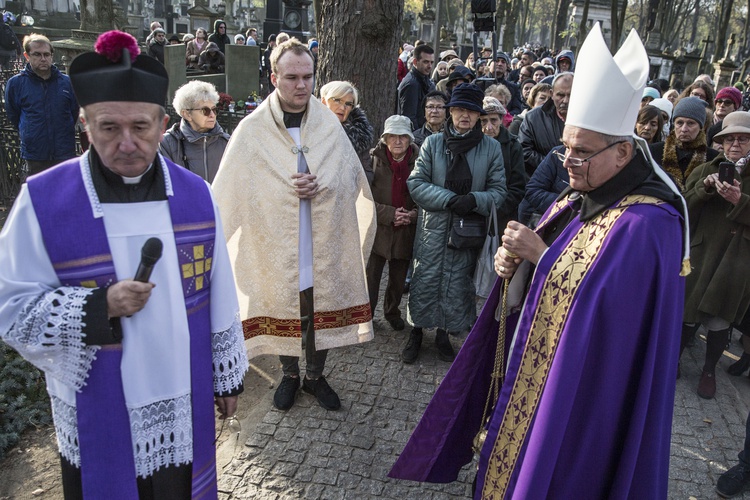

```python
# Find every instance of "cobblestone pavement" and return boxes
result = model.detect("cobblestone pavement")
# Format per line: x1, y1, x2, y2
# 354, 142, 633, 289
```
219, 309, 750, 499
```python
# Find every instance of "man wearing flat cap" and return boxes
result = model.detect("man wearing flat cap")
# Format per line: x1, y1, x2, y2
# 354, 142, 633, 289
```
0, 31, 247, 499
392, 23, 688, 498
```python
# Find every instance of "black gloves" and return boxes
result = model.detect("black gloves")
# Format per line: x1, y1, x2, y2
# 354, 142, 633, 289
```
448, 194, 477, 216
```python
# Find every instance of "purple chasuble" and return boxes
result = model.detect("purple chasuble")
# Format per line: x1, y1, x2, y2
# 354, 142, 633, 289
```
27, 155, 219, 499
391, 195, 685, 500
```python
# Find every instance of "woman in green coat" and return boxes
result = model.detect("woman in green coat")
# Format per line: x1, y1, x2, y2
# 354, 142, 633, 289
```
682, 111, 750, 399
403, 83, 507, 364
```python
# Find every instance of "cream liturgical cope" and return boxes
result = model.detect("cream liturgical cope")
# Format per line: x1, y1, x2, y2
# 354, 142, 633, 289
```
213, 91, 376, 357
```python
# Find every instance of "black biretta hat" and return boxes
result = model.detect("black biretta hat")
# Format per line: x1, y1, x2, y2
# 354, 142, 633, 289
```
68, 30, 168, 107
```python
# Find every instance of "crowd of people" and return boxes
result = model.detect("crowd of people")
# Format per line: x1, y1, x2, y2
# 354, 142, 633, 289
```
6, 21, 750, 499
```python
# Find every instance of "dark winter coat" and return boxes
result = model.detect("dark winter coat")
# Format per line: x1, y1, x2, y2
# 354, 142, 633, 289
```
508, 112, 524, 136
148, 38, 165, 64
159, 119, 230, 183
398, 67, 436, 130
413, 124, 442, 147
649, 141, 719, 187
518, 98, 565, 176
342, 106, 374, 179
492, 126, 527, 230
407, 130, 507, 331
518, 145, 569, 225
198, 44, 225, 73
369, 142, 419, 261
208, 20, 230, 54
684, 154, 750, 324
4, 64, 79, 162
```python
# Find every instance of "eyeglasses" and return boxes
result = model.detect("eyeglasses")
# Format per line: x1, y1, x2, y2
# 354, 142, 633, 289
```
29, 52, 53, 59
188, 107, 218, 116
425, 105, 445, 111
690, 91, 707, 100
553, 140, 627, 167
721, 135, 750, 145
329, 97, 355, 109
715, 99, 736, 106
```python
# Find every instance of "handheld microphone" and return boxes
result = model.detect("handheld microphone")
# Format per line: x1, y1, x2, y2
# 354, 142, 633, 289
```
133, 238, 163, 283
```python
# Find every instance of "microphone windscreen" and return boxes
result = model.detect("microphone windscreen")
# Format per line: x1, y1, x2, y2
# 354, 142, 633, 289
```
141, 237, 163, 266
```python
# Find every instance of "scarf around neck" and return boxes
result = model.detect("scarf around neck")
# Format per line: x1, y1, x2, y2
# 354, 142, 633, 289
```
386, 147, 413, 210
662, 129, 707, 190
444, 122, 484, 195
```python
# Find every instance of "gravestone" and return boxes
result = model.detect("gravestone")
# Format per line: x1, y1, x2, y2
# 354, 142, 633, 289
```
225, 44, 259, 102
164, 44, 187, 102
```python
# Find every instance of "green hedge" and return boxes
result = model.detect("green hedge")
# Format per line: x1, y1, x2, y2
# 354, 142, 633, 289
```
0, 341, 52, 460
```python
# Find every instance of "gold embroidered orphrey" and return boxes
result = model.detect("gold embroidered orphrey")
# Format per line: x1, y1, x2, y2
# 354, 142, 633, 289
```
481, 195, 663, 499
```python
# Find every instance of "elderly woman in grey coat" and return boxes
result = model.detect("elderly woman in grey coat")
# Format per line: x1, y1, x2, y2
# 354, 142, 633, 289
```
159, 80, 230, 183
403, 83, 507, 364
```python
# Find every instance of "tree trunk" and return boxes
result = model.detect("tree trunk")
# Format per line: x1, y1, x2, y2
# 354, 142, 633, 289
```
689, 0, 700, 45
317, 0, 403, 138
740, 0, 750, 62
576, 0, 590, 57
714, 0, 734, 61
551, 0, 569, 51
313, 0, 322, 32
503, 0, 521, 50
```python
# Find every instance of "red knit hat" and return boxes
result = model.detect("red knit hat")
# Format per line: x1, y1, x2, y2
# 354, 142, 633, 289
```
715, 86, 742, 109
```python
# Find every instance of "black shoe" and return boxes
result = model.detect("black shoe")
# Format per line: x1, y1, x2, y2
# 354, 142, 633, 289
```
717, 463, 750, 498
729, 353, 750, 376
302, 375, 341, 410
273, 375, 300, 411
435, 329, 456, 362
402, 328, 422, 364
388, 317, 405, 331
685, 331, 696, 347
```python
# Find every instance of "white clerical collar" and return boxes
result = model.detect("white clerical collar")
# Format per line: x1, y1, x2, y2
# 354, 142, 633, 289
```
121, 163, 154, 184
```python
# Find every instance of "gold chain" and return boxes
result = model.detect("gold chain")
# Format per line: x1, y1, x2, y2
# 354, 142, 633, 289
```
472, 279, 509, 455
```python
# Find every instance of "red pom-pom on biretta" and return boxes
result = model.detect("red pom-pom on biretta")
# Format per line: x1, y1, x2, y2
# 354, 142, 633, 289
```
94, 30, 140, 63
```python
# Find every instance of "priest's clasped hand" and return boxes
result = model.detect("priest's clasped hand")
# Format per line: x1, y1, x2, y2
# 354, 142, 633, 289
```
292, 172, 319, 199
107, 280, 155, 318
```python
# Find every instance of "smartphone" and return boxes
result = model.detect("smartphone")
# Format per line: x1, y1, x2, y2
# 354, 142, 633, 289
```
718, 162, 735, 185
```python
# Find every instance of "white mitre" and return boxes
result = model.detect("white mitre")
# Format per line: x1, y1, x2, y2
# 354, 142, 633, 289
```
566, 23, 648, 136
567, 23, 692, 275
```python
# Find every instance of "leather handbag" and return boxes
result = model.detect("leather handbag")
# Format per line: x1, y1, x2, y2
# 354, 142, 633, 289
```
447, 213, 486, 250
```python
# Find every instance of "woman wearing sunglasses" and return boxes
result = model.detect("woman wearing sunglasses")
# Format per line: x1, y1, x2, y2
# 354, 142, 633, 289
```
159, 80, 230, 182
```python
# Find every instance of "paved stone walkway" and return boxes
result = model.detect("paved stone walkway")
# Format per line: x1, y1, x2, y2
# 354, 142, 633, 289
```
218, 315, 750, 499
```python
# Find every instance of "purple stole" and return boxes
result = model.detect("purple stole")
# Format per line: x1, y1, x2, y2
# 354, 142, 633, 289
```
27, 155, 219, 499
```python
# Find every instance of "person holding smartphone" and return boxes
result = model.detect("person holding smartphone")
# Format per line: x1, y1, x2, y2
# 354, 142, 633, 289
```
682, 110, 750, 399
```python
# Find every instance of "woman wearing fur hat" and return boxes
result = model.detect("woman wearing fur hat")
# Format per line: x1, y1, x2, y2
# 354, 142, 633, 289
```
366, 115, 420, 332
403, 83, 507, 364
649, 96, 719, 190
320, 80, 374, 179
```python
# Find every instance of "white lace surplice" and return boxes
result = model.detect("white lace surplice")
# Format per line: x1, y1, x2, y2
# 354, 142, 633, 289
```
0, 160, 247, 478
